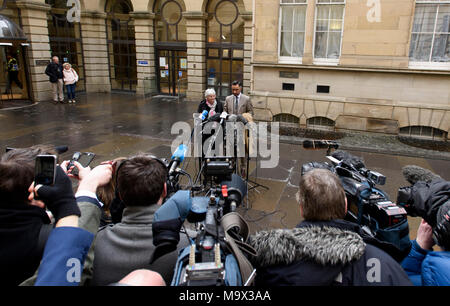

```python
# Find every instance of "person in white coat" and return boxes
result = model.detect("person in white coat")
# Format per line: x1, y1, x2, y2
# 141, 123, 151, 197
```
63, 63, 79, 104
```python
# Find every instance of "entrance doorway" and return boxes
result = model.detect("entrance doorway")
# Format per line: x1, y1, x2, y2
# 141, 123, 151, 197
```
156, 49, 187, 96
0, 44, 29, 101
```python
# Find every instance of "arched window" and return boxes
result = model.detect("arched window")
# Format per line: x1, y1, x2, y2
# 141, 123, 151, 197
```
399, 126, 448, 141
154, 0, 187, 96
46, 0, 85, 91
307, 116, 335, 131
154, 0, 186, 42
106, 0, 137, 91
206, 0, 245, 99
273, 113, 300, 125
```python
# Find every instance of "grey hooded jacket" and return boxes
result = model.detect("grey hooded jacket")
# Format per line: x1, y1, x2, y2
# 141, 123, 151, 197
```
248, 220, 412, 286
92, 204, 188, 286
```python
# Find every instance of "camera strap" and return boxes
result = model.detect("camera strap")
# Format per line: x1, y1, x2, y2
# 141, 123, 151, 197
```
221, 212, 257, 286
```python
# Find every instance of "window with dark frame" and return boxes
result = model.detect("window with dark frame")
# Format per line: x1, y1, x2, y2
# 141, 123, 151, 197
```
46, 0, 86, 92
206, 0, 245, 100
105, 0, 137, 92
400, 126, 448, 140
307, 116, 335, 131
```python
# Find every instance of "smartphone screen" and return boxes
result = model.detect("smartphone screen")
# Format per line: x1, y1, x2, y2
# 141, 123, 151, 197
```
78, 152, 95, 167
35, 155, 57, 186
70, 152, 95, 176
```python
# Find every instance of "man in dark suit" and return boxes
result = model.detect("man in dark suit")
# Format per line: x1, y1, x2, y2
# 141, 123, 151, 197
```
224, 81, 254, 116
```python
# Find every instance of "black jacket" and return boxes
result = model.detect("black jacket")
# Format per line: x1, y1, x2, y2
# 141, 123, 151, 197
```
248, 220, 412, 286
45, 62, 63, 83
197, 100, 224, 117
0, 204, 51, 286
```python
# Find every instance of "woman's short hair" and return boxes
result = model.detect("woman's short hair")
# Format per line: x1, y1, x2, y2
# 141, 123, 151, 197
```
204, 88, 216, 98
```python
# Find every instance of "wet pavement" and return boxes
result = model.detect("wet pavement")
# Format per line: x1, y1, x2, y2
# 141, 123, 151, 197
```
1, 93, 449, 240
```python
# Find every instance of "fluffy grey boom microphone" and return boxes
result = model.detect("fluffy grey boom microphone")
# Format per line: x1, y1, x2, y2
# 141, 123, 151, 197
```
402, 165, 442, 185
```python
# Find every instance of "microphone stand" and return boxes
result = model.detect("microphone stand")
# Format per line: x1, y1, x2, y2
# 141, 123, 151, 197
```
246, 148, 269, 192
193, 115, 227, 189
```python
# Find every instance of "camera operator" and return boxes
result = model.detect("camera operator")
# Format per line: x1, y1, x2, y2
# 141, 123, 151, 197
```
248, 169, 412, 286
399, 167, 450, 286
92, 155, 189, 286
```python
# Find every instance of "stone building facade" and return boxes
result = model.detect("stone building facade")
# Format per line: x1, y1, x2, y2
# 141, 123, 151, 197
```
252, 0, 449, 140
0, 0, 449, 139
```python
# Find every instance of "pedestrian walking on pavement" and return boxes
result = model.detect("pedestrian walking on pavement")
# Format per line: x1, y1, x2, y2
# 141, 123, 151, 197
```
4, 54, 23, 95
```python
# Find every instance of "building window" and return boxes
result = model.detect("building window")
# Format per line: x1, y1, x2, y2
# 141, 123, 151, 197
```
279, 0, 307, 63
409, 1, 450, 70
307, 116, 335, 131
274, 113, 300, 126
105, 0, 137, 92
154, 0, 187, 42
47, 0, 85, 92
206, 0, 245, 100
399, 126, 448, 140
313, 0, 345, 65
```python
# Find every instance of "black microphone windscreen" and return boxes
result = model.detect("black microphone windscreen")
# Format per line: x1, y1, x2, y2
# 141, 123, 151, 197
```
55, 146, 69, 154
402, 165, 441, 185
208, 114, 221, 122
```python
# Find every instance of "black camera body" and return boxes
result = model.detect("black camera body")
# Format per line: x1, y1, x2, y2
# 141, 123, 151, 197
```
302, 150, 410, 256
396, 172, 450, 249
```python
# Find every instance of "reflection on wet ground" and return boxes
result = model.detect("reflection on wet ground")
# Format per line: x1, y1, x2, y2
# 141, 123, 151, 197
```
1, 93, 449, 240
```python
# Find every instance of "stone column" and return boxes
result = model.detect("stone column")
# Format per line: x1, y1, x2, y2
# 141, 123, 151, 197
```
184, 11, 207, 102
131, 12, 156, 96
16, 1, 52, 102
242, 12, 252, 95
80, 11, 111, 93
302, 0, 316, 65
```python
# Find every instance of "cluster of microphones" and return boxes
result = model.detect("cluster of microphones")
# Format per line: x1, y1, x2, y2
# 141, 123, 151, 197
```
199, 110, 248, 125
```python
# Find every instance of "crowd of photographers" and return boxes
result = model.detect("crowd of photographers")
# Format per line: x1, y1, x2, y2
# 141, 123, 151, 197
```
0, 143, 449, 286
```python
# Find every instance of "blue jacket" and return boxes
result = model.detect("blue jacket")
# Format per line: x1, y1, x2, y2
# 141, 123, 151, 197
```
35, 227, 94, 286
401, 240, 450, 286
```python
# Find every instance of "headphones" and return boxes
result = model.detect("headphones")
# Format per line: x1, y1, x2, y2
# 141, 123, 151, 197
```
433, 203, 450, 249
109, 155, 169, 224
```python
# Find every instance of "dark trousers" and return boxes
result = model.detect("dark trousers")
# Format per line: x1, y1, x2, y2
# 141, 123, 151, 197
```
5, 71, 23, 92
66, 83, 76, 100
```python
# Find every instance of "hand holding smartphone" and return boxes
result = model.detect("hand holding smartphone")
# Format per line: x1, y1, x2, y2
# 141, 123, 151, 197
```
67, 152, 96, 176
35, 155, 57, 186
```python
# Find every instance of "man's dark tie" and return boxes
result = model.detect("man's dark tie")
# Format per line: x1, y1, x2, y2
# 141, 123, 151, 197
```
234, 95, 239, 115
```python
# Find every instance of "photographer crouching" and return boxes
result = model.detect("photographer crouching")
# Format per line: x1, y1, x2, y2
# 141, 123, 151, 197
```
398, 166, 450, 286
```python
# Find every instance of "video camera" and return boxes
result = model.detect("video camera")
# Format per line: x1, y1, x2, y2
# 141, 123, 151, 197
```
151, 172, 250, 286
396, 166, 450, 249
151, 143, 254, 286
302, 140, 411, 257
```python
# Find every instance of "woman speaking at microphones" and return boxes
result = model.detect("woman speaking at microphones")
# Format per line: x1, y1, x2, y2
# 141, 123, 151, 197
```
197, 88, 224, 119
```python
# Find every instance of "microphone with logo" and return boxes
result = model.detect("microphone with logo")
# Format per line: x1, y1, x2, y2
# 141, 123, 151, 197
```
167, 144, 189, 195
169, 144, 188, 177
200, 110, 209, 121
